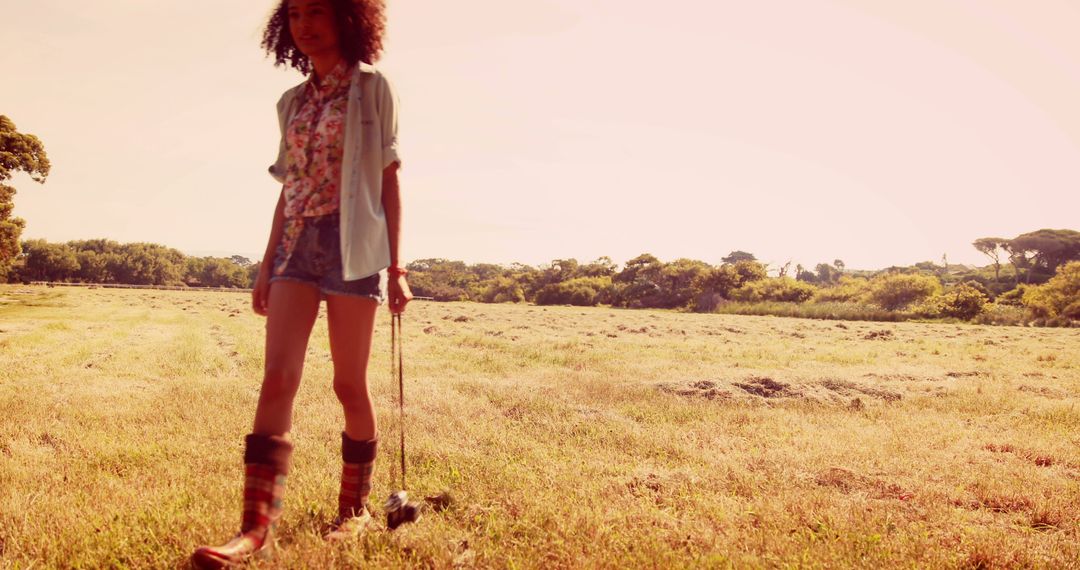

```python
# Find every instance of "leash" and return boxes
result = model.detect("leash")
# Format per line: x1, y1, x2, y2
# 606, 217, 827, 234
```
391, 311, 406, 491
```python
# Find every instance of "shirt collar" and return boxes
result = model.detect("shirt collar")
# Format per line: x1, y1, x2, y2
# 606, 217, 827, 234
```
307, 60, 350, 98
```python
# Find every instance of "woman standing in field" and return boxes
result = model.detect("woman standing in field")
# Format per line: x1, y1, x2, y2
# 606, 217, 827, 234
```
192, 0, 410, 566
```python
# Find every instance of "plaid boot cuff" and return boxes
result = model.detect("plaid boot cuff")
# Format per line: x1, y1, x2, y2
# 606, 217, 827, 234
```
243, 434, 294, 475
341, 432, 378, 463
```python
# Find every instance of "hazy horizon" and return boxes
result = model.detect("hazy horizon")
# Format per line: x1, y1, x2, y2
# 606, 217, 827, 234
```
4, 1, 1079, 271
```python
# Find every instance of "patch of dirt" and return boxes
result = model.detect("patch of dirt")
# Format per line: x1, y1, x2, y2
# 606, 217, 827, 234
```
209, 324, 239, 364
816, 467, 862, 491
863, 372, 933, 382
732, 376, 793, 398
622, 469, 700, 508
863, 329, 894, 340
658, 380, 733, 401
814, 467, 913, 500
984, 442, 1016, 454
819, 378, 902, 402
945, 371, 983, 378
984, 443, 1056, 467
953, 493, 1033, 514
1017, 385, 1067, 399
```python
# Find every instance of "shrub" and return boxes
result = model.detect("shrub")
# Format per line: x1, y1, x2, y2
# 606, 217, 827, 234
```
480, 276, 525, 303
866, 272, 941, 311
972, 303, 1029, 326
535, 276, 613, 306
959, 279, 992, 300
731, 277, 817, 303
732, 260, 768, 284
1022, 261, 1080, 319
691, 264, 750, 302
613, 280, 664, 309
997, 285, 1028, 306
1064, 300, 1080, 320
927, 283, 989, 320
813, 276, 870, 303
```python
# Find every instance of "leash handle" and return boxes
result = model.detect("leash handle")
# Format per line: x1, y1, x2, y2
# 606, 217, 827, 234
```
391, 312, 406, 491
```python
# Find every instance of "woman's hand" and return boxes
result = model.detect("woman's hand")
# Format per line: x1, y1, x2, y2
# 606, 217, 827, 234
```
387, 274, 413, 314
252, 268, 272, 316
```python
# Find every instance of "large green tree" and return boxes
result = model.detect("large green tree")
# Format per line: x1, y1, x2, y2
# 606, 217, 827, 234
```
0, 116, 50, 279
1009, 229, 1080, 275
19, 239, 78, 282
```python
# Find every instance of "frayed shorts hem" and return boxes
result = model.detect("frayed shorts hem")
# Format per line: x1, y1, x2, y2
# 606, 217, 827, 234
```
268, 275, 383, 304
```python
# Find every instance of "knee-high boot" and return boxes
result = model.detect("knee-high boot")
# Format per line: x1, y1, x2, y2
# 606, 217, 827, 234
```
192, 434, 292, 569
325, 432, 377, 540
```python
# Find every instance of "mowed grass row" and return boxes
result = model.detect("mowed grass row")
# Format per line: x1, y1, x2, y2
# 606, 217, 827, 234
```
0, 284, 1078, 568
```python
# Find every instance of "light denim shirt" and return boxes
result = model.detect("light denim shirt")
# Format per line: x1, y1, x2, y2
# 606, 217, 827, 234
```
269, 62, 400, 281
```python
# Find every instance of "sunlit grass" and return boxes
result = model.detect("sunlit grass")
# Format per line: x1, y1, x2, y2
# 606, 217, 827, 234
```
0, 284, 1078, 568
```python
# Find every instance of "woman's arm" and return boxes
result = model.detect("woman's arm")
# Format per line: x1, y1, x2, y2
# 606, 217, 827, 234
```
262, 189, 287, 269
381, 163, 402, 268
252, 188, 286, 316
381, 162, 412, 312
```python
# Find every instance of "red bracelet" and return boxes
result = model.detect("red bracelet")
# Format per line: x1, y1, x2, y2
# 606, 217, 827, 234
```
388, 266, 408, 277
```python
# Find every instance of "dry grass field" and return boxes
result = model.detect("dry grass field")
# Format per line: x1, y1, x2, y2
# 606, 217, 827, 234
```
1, 284, 1078, 569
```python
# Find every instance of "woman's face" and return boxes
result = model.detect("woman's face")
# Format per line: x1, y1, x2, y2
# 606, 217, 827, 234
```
287, 0, 340, 60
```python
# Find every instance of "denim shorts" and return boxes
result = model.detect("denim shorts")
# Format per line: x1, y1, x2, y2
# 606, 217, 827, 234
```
269, 213, 382, 302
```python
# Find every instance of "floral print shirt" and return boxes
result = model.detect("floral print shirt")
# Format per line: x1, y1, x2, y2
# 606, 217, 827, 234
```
274, 61, 351, 276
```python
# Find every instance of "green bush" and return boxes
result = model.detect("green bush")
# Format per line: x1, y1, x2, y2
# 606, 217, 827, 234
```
1064, 300, 1080, 320
535, 276, 613, 306
732, 260, 768, 284
480, 276, 525, 303
972, 303, 1029, 326
1022, 261, 1080, 319
690, 261, 767, 307
812, 276, 870, 303
865, 272, 941, 311
997, 285, 1028, 306
918, 283, 989, 320
731, 277, 817, 303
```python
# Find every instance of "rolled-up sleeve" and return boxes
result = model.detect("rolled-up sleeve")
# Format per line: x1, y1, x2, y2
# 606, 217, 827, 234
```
268, 93, 289, 183
377, 74, 401, 170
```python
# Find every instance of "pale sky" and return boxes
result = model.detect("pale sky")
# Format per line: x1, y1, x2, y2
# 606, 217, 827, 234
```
3, 0, 1079, 271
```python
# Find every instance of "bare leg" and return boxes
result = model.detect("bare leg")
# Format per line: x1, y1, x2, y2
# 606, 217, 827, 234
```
252, 281, 321, 436
325, 294, 379, 441
193, 281, 319, 567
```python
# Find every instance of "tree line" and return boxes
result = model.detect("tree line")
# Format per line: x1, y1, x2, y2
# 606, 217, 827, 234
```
2, 114, 1077, 324
3, 230, 1077, 325
9, 239, 258, 289
402, 229, 1078, 326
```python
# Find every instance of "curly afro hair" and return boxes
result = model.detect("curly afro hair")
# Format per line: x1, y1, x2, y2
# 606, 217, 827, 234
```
262, 0, 386, 75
